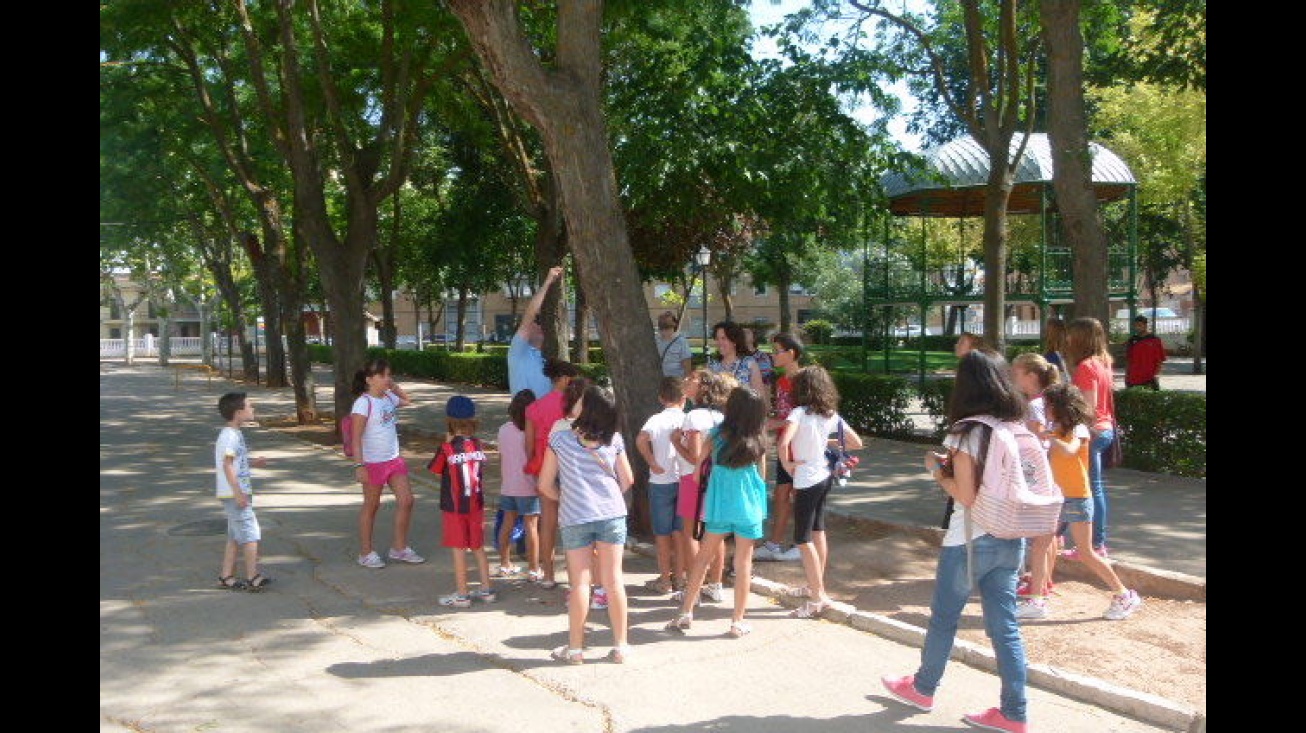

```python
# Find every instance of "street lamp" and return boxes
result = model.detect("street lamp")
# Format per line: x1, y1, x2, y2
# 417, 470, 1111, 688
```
694, 245, 712, 360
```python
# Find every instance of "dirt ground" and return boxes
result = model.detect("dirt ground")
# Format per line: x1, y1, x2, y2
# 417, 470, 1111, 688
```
266, 413, 1206, 716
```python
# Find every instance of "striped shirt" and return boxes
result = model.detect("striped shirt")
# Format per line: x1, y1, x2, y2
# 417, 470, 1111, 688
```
548, 429, 627, 528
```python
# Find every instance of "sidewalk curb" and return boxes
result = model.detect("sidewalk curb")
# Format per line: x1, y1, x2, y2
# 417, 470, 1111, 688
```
823, 512, 1206, 602
629, 538, 1202, 733
313, 434, 1202, 731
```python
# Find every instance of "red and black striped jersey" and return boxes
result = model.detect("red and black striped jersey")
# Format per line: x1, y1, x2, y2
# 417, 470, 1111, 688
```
428, 436, 487, 514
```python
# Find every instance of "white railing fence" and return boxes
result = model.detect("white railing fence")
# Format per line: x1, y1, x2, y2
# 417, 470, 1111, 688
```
100, 337, 206, 358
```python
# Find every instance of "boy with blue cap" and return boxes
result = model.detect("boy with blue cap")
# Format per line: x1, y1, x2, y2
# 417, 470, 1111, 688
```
429, 395, 495, 608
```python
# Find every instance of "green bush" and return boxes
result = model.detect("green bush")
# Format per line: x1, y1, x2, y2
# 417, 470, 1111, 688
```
830, 372, 918, 438
1004, 342, 1043, 362
803, 319, 834, 345
916, 378, 956, 440
1114, 388, 1206, 478
312, 344, 510, 389
913, 377, 1206, 478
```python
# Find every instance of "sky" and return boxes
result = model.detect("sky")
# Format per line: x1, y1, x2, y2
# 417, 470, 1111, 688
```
747, 0, 924, 152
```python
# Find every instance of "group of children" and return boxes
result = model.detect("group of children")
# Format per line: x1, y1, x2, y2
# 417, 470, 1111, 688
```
210, 328, 1138, 678
211, 335, 862, 656
1009, 352, 1142, 622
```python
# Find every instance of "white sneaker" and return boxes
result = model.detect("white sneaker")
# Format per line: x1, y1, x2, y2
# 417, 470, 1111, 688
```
358, 551, 386, 569
753, 541, 782, 561
1016, 597, 1048, 620
1103, 589, 1142, 620
776, 545, 803, 562
700, 582, 724, 603
669, 589, 701, 607
387, 546, 425, 564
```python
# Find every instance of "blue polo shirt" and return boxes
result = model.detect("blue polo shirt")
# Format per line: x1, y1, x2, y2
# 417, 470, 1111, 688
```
508, 333, 552, 398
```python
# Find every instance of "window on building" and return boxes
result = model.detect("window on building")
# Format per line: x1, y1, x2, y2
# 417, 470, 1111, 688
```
796, 309, 816, 325
754, 281, 767, 296
110, 301, 121, 320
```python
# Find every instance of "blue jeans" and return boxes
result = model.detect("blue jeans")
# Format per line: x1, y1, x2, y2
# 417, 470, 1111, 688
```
916, 534, 1027, 723
1088, 428, 1114, 549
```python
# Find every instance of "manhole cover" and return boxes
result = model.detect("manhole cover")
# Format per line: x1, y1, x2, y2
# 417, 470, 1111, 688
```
168, 519, 229, 536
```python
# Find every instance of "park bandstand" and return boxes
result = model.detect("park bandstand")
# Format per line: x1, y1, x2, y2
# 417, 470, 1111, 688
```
869, 132, 1138, 382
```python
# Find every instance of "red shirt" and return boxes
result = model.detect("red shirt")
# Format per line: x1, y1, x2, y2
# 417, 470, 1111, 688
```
1125, 334, 1166, 386
429, 436, 486, 514
1072, 358, 1116, 431
524, 389, 565, 475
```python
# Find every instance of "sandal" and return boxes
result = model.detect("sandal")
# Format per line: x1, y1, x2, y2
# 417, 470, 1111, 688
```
606, 645, 631, 663
550, 646, 584, 665
217, 575, 246, 590
538, 578, 558, 590
728, 621, 753, 638
491, 565, 521, 578
245, 573, 273, 592
664, 612, 693, 633
789, 600, 828, 619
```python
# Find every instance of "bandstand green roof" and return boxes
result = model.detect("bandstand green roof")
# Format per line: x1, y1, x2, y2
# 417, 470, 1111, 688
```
881, 133, 1136, 217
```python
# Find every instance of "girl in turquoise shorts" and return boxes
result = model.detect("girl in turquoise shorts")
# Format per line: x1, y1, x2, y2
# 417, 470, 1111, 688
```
665, 386, 768, 638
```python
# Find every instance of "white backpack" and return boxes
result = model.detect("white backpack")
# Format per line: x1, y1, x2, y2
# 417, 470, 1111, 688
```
957, 415, 1063, 540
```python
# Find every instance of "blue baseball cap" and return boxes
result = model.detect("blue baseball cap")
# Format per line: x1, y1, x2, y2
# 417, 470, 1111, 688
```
446, 395, 476, 419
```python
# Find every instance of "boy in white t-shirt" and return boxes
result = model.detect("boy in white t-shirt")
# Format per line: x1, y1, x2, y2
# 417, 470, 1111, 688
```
215, 392, 271, 591
635, 376, 689, 594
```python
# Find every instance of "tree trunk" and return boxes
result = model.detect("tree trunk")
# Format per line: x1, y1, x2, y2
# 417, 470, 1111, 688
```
980, 160, 1014, 353
455, 285, 470, 351
157, 312, 173, 367
777, 271, 792, 334
534, 175, 568, 360
1041, 0, 1110, 325
241, 232, 289, 388
448, 0, 663, 535
571, 271, 590, 364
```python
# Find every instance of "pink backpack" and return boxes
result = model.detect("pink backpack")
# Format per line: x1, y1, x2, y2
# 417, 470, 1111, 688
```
958, 415, 1063, 539
340, 396, 375, 458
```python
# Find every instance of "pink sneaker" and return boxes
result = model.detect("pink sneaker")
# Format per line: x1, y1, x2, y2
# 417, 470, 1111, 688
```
962, 707, 1027, 733
881, 674, 933, 712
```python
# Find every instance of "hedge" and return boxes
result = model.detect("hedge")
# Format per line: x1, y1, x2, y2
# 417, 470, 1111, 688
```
914, 379, 1206, 479
308, 344, 1204, 477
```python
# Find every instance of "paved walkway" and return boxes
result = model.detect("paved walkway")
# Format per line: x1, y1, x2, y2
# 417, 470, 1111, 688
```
101, 362, 1204, 732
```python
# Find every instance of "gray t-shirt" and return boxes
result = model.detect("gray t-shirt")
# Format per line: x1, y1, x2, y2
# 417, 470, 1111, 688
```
656, 332, 693, 377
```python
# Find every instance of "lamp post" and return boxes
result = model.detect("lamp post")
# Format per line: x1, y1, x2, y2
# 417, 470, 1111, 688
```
694, 245, 712, 360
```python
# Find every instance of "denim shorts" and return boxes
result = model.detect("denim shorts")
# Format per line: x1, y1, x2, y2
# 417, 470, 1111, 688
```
559, 516, 627, 551
222, 499, 261, 545
499, 495, 541, 516
648, 482, 683, 536
704, 520, 764, 540
1059, 497, 1093, 525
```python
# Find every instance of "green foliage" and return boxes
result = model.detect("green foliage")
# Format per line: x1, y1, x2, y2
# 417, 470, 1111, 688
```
1114, 388, 1206, 477
309, 344, 509, 390
802, 319, 834, 345
1004, 342, 1043, 362
830, 372, 918, 439
916, 378, 956, 440
914, 380, 1207, 478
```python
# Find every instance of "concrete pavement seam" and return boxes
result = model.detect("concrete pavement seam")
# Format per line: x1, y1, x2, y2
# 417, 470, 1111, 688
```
294, 433, 1200, 731
628, 541, 1200, 732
